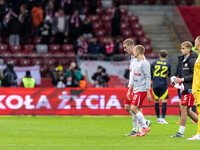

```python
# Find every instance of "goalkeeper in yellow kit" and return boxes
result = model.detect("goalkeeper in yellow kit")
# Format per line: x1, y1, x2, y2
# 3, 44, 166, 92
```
188, 36, 200, 140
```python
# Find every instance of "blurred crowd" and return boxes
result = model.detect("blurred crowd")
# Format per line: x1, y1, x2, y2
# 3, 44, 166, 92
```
0, 0, 126, 57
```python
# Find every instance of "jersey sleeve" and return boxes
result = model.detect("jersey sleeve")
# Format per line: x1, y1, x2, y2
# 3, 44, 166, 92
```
141, 61, 151, 89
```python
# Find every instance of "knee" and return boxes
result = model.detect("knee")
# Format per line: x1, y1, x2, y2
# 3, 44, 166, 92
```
124, 105, 130, 112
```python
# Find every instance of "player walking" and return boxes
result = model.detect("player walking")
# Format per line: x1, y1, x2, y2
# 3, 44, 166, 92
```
151, 50, 171, 124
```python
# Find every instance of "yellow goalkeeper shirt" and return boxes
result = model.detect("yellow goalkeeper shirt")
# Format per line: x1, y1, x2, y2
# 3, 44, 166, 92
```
192, 55, 200, 93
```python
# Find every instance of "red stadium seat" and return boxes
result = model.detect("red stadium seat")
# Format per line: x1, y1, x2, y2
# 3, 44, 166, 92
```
131, 23, 143, 31
96, 7, 103, 15
44, 58, 56, 66
62, 44, 74, 53
57, 58, 70, 66
12, 51, 25, 57
120, 7, 128, 16
92, 21, 103, 31
95, 29, 106, 37
40, 65, 48, 77
0, 44, 8, 51
31, 58, 44, 66
23, 44, 35, 52
28, 52, 39, 57
0, 51, 11, 57
103, 21, 111, 33
99, 36, 107, 45
4, 58, 18, 66
42, 52, 53, 57
89, 15, 100, 22
144, 44, 153, 54
49, 44, 61, 52
10, 45, 22, 51
121, 29, 133, 39
19, 58, 31, 66
139, 37, 151, 45
104, 8, 114, 14
128, 15, 139, 24
101, 15, 112, 23
120, 22, 129, 31
134, 30, 145, 38
145, 52, 159, 59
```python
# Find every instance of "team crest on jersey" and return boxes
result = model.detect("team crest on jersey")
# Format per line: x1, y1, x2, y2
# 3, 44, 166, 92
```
184, 63, 188, 67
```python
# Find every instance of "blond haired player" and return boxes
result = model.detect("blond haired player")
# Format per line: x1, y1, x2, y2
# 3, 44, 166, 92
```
123, 39, 151, 136
188, 36, 200, 140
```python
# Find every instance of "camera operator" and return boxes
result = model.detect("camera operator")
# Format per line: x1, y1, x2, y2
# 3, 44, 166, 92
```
2, 63, 17, 87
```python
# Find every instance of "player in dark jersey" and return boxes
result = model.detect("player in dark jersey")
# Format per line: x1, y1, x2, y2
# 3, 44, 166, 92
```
151, 50, 171, 124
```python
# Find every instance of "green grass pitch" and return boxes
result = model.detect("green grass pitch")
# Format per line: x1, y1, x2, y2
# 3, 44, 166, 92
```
0, 115, 199, 150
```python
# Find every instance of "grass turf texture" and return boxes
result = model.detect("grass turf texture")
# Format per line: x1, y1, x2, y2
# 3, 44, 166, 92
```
0, 116, 199, 150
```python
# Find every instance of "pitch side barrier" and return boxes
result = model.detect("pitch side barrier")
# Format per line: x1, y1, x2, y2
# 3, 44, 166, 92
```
0, 87, 179, 115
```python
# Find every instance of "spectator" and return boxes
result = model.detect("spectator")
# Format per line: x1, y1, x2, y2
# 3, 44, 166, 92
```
19, 4, 32, 45
44, 5, 53, 24
75, 35, 88, 57
65, 62, 82, 87
92, 67, 110, 87
7, 11, 22, 45
114, 36, 122, 54
69, 9, 83, 44
92, 66, 102, 87
31, 2, 43, 36
111, 2, 121, 37
52, 65, 66, 88
103, 36, 114, 57
82, 17, 93, 40
52, 8, 69, 44
88, 37, 101, 60
2, 63, 17, 87
0, 0, 8, 37
21, 71, 36, 88
40, 16, 51, 44
88, 0, 98, 14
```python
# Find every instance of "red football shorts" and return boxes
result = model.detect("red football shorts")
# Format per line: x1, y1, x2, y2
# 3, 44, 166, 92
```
181, 92, 195, 107
124, 88, 133, 105
131, 92, 147, 108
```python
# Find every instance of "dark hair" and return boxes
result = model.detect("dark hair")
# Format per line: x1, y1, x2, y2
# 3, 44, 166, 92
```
102, 68, 106, 73
160, 49, 168, 58
26, 71, 31, 77
97, 66, 102, 69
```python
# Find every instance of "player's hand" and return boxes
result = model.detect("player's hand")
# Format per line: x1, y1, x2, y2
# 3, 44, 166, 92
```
147, 93, 152, 102
126, 91, 131, 100
174, 77, 182, 83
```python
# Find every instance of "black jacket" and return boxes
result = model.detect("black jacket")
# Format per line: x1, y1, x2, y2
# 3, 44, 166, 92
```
177, 50, 197, 90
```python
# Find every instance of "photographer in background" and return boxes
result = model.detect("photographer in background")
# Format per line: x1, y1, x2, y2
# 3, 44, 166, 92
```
65, 62, 82, 87
92, 66, 110, 87
52, 65, 66, 88
2, 63, 17, 87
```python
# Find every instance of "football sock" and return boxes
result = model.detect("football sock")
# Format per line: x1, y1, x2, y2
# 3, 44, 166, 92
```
138, 120, 143, 132
135, 111, 147, 128
162, 103, 167, 118
155, 103, 160, 118
178, 126, 185, 134
129, 110, 134, 115
197, 105, 200, 134
132, 114, 138, 132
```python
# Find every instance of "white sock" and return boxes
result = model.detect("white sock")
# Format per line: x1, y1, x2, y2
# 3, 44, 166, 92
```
138, 120, 143, 132
131, 113, 138, 132
129, 110, 134, 115
135, 111, 147, 128
178, 126, 185, 134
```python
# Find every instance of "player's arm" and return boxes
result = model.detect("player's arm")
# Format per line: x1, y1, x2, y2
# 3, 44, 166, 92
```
127, 84, 133, 100
127, 65, 134, 100
142, 61, 152, 102
184, 57, 196, 82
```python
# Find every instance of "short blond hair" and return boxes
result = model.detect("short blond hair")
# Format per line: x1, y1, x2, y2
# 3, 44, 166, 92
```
135, 45, 145, 54
196, 36, 200, 41
181, 41, 192, 49
123, 38, 135, 46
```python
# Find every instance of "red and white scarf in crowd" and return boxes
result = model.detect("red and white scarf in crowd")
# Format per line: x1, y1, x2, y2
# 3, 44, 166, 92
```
70, 15, 79, 28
